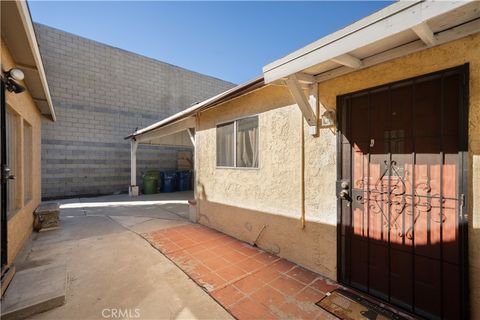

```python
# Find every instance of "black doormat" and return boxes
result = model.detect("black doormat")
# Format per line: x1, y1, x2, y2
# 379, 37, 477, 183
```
316, 289, 409, 320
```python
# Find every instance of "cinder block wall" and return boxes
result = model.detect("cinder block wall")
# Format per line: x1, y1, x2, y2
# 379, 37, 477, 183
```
34, 23, 235, 199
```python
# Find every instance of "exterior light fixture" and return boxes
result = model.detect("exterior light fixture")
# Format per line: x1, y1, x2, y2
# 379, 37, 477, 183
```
6, 68, 24, 81
2, 68, 26, 94
321, 110, 335, 126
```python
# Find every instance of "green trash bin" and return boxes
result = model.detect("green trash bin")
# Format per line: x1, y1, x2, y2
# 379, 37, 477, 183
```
142, 170, 159, 194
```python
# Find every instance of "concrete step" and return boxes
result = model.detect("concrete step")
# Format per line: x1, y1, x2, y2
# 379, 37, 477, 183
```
0, 264, 66, 320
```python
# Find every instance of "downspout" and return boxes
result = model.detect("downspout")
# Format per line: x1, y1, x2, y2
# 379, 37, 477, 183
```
300, 114, 306, 229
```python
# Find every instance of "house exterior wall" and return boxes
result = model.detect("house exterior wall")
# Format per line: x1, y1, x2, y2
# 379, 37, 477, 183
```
2, 38, 43, 264
195, 33, 480, 315
34, 23, 235, 199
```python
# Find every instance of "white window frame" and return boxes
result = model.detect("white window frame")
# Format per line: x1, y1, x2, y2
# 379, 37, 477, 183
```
216, 115, 259, 170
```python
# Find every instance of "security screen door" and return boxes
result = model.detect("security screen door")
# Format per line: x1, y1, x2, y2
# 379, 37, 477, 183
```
337, 65, 468, 320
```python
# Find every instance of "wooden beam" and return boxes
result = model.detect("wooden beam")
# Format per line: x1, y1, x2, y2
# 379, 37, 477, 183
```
295, 73, 316, 84
412, 21, 437, 46
285, 74, 317, 127
187, 128, 195, 146
331, 54, 363, 69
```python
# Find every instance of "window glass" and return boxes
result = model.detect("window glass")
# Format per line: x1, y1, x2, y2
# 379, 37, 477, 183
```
216, 122, 234, 167
236, 116, 259, 168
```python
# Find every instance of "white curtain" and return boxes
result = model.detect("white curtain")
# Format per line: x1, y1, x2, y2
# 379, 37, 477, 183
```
216, 122, 234, 166
236, 117, 258, 167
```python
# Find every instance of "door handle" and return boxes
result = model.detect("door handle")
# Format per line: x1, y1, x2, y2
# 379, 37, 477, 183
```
2, 166, 15, 183
337, 180, 351, 201
339, 189, 350, 200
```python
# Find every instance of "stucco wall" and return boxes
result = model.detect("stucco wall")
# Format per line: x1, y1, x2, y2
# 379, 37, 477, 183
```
2, 38, 43, 264
195, 33, 480, 314
196, 85, 338, 278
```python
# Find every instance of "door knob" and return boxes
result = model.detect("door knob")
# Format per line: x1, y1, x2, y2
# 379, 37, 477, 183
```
2, 166, 15, 182
339, 189, 350, 200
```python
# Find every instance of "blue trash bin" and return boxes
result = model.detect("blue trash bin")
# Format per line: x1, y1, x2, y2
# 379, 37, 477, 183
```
177, 171, 192, 191
161, 170, 177, 193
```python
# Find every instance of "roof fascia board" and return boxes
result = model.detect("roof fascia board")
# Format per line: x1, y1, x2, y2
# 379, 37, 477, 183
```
16, 1, 56, 121
135, 116, 196, 143
263, 1, 418, 75
314, 17, 480, 83
126, 77, 264, 139
263, 1, 472, 83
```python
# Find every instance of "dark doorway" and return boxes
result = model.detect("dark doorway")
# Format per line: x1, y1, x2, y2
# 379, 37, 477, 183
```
336, 65, 469, 320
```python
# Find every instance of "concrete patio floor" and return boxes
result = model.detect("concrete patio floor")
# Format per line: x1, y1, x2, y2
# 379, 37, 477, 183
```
17, 191, 233, 320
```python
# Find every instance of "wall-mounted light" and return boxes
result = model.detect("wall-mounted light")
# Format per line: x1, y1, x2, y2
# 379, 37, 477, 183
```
2, 68, 26, 94
321, 110, 335, 127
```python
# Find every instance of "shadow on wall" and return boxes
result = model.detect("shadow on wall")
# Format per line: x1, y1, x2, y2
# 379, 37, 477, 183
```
196, 198, 337, 280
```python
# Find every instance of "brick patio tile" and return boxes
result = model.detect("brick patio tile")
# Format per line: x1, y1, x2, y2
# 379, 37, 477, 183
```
295, 287, 325, 303
251, 285, 288, 309
229, 297, 277, 320
190, 248, 219, 261
310, 278, 338, 294
158, 241, 181, 253
233, 273, 266, 294
183, 244, 208, 254
211, 285, 246, 308
236, 257, 267, 273
269, 259, 296, 274
216, 264, 247, 282
254, 268, 283, 284
196, 272, 227, 291
202, 256, 232, 271
223, 250, 249, 264
234, 244, 261, 257
254, 251, 280, 265
269, 275, 306, 296
174, 238, 197, 249
286, 266, 318, 285
188, 262, 210, 278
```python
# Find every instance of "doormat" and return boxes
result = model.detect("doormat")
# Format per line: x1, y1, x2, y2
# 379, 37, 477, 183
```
316, 289, 408, 320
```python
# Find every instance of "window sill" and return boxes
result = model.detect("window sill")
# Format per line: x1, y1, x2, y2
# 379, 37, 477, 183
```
216, 166, 260, 170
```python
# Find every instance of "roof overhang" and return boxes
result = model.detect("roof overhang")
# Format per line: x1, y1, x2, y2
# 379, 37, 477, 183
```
1, 0, 56, 121
126, 77, 264, 140
263, 0, 480, 84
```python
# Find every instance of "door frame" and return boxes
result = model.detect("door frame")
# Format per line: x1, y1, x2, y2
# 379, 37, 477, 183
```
335, 64, 470, 318
1, 78, 8, 270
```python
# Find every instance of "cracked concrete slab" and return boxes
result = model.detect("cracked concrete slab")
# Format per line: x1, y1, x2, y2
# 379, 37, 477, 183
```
15, 192, 232, 320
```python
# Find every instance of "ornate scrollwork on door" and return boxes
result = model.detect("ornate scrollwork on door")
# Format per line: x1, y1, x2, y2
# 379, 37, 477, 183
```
354, 160, 446, 240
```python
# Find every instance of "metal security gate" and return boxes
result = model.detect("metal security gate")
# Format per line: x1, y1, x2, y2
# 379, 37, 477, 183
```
336, 65, 468, 320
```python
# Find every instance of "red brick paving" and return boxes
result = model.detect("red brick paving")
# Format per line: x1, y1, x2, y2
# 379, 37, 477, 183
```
143, 224, 340, 319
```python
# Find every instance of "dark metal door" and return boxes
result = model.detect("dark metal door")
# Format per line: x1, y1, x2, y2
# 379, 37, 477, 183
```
1, 79, 8, 270
337, 65, 468, 320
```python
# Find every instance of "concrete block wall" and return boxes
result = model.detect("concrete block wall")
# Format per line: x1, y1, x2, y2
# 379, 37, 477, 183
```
34, 23, 235, 199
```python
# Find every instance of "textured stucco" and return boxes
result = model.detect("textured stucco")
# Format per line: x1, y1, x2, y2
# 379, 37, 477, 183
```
194, 32, 480, 314
2, 38, 43, 264
196, 85, 338, 278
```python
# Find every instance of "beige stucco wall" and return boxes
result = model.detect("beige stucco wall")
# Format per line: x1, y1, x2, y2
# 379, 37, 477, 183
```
2, 38, 43, 265
195, 32, 480, 314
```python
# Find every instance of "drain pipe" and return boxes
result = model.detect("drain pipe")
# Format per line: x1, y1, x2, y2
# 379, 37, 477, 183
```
300, 114, 306, 229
